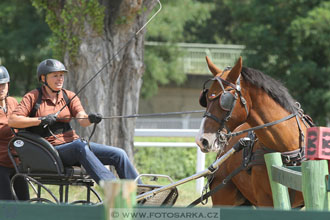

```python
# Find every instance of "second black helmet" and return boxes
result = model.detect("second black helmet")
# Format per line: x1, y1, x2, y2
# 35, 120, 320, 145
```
0, 66, 10, 84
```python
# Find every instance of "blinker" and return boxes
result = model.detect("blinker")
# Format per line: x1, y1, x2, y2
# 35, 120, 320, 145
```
199, 74, 239, 111
199, 89, 208, 108
219, 91, 236, 111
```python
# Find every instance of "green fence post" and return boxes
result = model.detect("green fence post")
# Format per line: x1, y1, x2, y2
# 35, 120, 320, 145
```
101, 180, 136, 220
302, 160, 329, 211
264, 152, 291, 210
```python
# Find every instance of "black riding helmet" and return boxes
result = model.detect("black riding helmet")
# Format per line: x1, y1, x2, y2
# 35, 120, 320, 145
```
37, 59, 67, 81
37, 59, 67, 93
0, 66, 10, 84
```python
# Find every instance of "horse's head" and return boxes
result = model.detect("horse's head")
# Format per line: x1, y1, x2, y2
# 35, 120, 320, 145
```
196, 56, 250, 153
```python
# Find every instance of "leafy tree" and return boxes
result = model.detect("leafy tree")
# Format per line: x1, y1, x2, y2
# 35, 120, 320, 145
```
203, 0, 330, 125
183, 0, 235, 44
0, 0, 51, 95
288, 1, 330, 125
142, 0, 214, 98
143, 44, 183, 99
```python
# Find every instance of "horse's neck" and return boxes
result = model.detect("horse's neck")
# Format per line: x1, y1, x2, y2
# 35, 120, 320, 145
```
246, 89, 305, 152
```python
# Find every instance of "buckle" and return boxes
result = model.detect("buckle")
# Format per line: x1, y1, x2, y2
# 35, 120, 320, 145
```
282, 155, 290, 163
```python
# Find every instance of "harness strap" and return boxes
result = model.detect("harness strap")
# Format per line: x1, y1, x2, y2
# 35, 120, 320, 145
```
203, 112, 223, 124
188, 164, 245, 207
188, 132, 256, 207
30, 87, 72, 117
246, 146, 305, 168
226, 113, 296, 138
302, 114, 315, 127
30, 87, 43, 117
295, 113, 305, 150
214, 76, 238, 91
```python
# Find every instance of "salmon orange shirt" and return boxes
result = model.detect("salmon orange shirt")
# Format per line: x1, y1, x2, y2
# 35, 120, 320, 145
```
13, 86, 84, 146
0, 97, 18, 167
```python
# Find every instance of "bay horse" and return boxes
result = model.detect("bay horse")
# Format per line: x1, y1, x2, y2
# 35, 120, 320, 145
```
196, 56, 313, 207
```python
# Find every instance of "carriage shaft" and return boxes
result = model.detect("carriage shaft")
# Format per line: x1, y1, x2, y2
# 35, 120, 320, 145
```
136, 147, 237, 202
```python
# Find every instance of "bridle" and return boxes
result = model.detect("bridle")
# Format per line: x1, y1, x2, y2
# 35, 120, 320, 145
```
199, 69, 249, 134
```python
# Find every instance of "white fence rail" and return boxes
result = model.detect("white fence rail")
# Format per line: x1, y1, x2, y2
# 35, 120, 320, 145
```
134, 129, 205, 193
135, 117, 203, 129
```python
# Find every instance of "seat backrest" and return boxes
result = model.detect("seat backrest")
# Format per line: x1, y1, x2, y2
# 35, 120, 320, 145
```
9, 131, 64, 174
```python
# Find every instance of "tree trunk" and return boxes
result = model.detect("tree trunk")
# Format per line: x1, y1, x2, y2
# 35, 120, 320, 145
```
64, 0, 157, 160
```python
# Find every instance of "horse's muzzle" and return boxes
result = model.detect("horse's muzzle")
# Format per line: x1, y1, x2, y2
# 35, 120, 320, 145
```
196, 133, 219, 153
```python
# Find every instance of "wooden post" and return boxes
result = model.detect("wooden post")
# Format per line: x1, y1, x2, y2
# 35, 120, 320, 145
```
264, 152, 291, 210
101, 180, 136, 220
302, 160, 329, 211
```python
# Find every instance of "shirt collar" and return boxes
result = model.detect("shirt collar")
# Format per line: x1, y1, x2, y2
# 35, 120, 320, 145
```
41, 86, 64, 104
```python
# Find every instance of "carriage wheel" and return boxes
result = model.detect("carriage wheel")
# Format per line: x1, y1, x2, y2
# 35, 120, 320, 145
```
28, 197, 57, 204
10, 174, 60, 204
70, 187, 103, 205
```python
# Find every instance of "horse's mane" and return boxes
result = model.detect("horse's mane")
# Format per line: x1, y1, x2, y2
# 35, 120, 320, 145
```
241, 67, 298, 114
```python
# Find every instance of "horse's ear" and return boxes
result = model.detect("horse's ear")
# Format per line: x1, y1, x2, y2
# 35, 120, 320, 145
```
227, 57, 242, 83
206, 56, 222, 76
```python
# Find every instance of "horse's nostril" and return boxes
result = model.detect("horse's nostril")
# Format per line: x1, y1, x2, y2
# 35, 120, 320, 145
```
202, 139, 209, 148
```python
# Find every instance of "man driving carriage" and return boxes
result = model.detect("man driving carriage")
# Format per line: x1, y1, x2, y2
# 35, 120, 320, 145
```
8, 59, 141, 184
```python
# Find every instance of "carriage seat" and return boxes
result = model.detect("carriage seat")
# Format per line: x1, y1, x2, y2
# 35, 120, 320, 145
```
9, 131, 87, 177
8, 130, 101, 204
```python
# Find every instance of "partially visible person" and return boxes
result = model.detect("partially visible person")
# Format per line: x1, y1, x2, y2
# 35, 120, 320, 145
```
9, 59, 141, 184
0, 66, 29, 200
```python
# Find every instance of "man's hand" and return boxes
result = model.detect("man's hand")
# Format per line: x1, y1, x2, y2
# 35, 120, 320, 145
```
88, 113, 102, 124
39, 114, 57, 127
